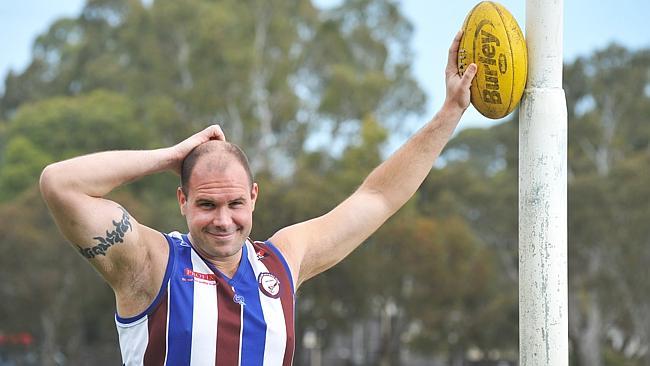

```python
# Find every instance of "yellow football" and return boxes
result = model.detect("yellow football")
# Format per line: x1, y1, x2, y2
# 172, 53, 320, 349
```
458, 1, 527, 119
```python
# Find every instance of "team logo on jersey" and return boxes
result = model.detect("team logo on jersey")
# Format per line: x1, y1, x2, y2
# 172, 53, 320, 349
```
233, 293, 246, 306
258, 272, 281, 298
183, 268, 217, 285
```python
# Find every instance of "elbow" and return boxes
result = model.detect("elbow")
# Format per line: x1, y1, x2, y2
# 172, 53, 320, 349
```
359, 176, 417, 214
357, 184, 402, 216
39, 163, 64, 202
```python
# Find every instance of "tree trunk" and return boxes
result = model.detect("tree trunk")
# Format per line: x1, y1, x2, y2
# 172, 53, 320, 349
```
569, 289, 603, 366
449, 345, 465, 366
40, 312, 60, 366
373, 300, 406, 366
250, 0, 276, 173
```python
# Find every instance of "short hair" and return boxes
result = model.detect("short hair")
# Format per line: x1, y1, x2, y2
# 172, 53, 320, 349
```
180, 141, 253, 196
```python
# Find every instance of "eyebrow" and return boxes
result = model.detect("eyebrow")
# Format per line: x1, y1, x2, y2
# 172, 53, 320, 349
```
194, 195, 247, 203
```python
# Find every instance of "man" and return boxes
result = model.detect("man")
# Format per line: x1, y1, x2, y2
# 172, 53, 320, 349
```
39, 32, 477, 365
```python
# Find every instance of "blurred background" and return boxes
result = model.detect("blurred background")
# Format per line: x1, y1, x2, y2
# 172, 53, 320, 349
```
0, 0, 649, 365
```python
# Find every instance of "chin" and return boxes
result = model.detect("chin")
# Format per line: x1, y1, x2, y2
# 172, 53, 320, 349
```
188, 234, 237, 258
207, 237, 245, 257
215, 243, 245, 258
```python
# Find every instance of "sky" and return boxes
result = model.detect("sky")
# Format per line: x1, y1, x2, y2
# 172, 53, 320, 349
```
1, 0, 649, 129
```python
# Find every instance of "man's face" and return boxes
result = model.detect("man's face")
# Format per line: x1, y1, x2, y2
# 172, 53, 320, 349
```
177, 156, 258, 261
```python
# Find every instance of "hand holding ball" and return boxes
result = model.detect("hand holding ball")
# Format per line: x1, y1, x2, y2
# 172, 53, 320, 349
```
458, 1, 527, 119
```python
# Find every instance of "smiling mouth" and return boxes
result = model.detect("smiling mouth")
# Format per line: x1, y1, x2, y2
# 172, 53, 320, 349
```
206, 231, 237, 239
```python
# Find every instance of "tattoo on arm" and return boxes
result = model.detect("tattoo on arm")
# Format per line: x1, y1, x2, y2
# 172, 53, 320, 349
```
78, 207, 133, 259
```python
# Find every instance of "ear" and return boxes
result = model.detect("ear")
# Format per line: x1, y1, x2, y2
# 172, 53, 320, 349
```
250, 183, 259, 212
177, 187, 188, 216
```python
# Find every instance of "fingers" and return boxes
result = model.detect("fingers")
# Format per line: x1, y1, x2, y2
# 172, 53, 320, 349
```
201, 124, 226, 142
170, 124, 228, 173
446, 30, 463, 72
461, 63, 477, 88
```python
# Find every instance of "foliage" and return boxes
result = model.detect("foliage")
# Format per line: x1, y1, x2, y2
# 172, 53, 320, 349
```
0, 0, 649, 365
564, 45, 650, 366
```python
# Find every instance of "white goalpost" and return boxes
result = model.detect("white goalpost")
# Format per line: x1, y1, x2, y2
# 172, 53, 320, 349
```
518, 0, 568, 365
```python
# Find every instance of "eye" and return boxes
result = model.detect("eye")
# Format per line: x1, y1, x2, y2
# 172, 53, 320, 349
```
198, 201, 215, 209
229, 200, 244, 208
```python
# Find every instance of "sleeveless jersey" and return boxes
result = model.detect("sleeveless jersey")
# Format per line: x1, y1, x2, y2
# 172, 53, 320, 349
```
115, 232, 295, 366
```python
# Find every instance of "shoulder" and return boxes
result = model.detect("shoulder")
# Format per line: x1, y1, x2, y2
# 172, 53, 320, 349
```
250, 239, 287, 264
248, 239, 296, 293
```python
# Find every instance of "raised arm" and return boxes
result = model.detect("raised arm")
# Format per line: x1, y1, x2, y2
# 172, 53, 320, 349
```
39, 125, 225, 300
270, 31, 478, 287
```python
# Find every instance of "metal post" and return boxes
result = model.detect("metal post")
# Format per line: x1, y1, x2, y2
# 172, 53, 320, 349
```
519, 0, 568, 365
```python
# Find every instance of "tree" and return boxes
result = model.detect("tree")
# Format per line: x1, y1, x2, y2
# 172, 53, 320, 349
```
0, 188, 120, 364
0, 136, 51, 201
0, 1, 427, 364
427, 44, 650, 366
0, 89, 157, 200
419, 121, 520, 363
1, 0, 425, 172
565, 45, 650, 366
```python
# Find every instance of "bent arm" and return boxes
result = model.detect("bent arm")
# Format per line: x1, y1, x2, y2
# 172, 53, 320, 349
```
40, 149, 178, 285
40, 125, 225, 290
41, 149, 176, 200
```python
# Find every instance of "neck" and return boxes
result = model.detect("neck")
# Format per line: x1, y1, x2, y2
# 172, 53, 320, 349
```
209, 255, 241, 279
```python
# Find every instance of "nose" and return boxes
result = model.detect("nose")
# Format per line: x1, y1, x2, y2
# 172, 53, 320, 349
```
211, 207, 232, 229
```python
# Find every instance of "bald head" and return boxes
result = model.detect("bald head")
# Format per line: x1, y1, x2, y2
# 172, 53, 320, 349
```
180, 140, 253, 196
